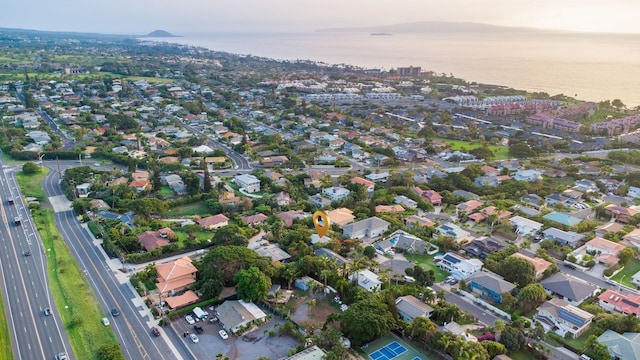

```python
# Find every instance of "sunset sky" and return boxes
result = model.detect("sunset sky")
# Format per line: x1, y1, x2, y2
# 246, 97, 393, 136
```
1, 0, 639, 35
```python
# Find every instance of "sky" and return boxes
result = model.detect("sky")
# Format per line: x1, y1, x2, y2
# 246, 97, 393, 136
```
2, 0, 640, 35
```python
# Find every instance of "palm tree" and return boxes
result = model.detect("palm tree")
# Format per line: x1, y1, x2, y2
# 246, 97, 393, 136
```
437, 333, 453, 354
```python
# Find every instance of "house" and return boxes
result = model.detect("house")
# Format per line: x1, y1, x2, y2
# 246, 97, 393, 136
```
412, 187, 443, 206
541, 272, 598, 306
511, 253, 552, 279
341, 216, 390, 239
351, 177, 375, 198
275, 191, 293, 206
388, 230, 430, 255
277, 210, 308, 227
315, 248, 349, 265
308, 194, 332, 208
375, 204, 404, 213
598, 329, 640, 360
474, 175, 501, 187
281, 345, 327, 360
404, 215, 435, 228
433, 223, 471, 243
138, 230, 170, 251
155, 256, 198, 295
435, 252, 483, 279
467, 271, 516, 304
216, 300, 267, 334
584, 237, 626, 265
132, 171, 150, 181
235, 174, 261, 193
322, 187, 350, 201
89, 199, 110, 212
629, 186, 640, 199
598, 289, 640, 317
542, 227, 585, 247
365, 172, 389, 183
129, 179, 151, 192
456, 200, 484, 217
452, 190, 480, 200
350, 269, 382, 292
242, 213, 268, 225
520, 194, 543, 208
394, 195, 418, 209
463, 237, 509, 258
294, 276, 322, 291
326, 208, 355, 226
574, 179, 599, 193
76, 183, 91, 198
197, 214, 230, 229
254, 244, 291, 263
595, 222, 624, 238
534, 298, 593, 338
513, 169, 542, 182
605, 204, 639, 224
509, 216, 543, 236
545, 193, 570, 207
395, 295, 434, 321
542, 212, 582, 227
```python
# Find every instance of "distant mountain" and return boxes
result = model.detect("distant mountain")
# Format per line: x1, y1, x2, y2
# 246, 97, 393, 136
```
144, 30, 179, 38
317, 21, 552, 34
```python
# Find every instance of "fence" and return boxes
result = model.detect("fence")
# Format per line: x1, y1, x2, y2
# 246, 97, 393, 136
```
458, 289, 511, 320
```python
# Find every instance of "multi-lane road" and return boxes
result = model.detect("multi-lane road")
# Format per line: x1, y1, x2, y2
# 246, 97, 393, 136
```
42, 165, 194, 360
0, 159, 73, 359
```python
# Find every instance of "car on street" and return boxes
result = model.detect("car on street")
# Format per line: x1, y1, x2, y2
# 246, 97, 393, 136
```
185, 315, 195, 325
7, 198, 14, 205
190, 333, 199, 343
24, 251, 31, 257
56, 353, 68, 360
209, 316, 218, 323
14, 217, 21, 225
44, 308, 52, 316
218, 329, 229, 340
101, 317, 110, 326
151, 327, 160, 337
111, 308, 120, 317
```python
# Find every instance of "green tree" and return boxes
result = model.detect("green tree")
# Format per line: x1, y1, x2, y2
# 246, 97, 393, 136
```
340, 296, 395, 346
234, 266, 271, 302
499, 256, 536, 287
95, 343, 125, 360
500, 325, 526, 352
508, 143, 537, 158
363, 246, 377, 259
618, 246, 638, 265
517, 283, 547, 313
481, 340, 506, 359
22, 161, 40, 174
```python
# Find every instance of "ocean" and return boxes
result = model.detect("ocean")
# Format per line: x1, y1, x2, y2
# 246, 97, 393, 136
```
148, 31, 640, 107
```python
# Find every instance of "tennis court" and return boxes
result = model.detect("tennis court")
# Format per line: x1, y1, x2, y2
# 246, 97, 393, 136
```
366, 334, 428, 360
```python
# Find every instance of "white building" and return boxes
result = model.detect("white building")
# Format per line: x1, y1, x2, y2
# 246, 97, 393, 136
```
435, 252, 483, 280
509, 216, 543, 236
350, 269, 382, 292
534, 298, 593, 339
235, 174, 261, 193
629, 186, 640, 199
322, 187, 350, 201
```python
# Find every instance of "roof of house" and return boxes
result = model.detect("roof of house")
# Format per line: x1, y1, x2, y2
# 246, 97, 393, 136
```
509, 215, 543, 229
586, 237, 626, 254
375, 204, 405, 213
395, 295, 434, 318
281, 345, 327, 360
276, 210, 308, 227
315, 248, 349, 264
340, 216, 390, 233
540, 272, 597, 303
598, 329, 640, 360
511, 253, 552, 274
216, 300, 267, 331
538, 298, 594, 326
468, 271, 516, 294
351, 176, 375, 187
543, 227, 585, 243
596, 222, 625, 235
197, 214, 230, 227
404, 215, 435, 227
241, 213, 269, 224
326, 208, 355, 226
255, 244, 291, 262
164, 290, 199, 309
542, 212, 582, 226
598, 289, 640, 315
138, 230, 170, 251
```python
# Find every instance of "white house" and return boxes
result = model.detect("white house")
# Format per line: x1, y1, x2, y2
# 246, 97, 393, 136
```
534, 298, 593, 339
341, 216, 390, 239
629, 186, 640, 199
235, 174, 261, 193
395, 295, 434, 321
435, 252, 483, 279
350, 269, 382, 292
513, 169, 542, 182
322, 187, 350, 201
509, 216, 543, 236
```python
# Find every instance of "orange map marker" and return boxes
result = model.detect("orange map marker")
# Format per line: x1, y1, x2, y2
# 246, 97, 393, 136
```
313, 211, 330, 238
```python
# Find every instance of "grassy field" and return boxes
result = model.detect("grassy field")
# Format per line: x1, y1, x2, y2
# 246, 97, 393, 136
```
435, 138, 510, 160
508, 350, 537, 360
175, 230, 213, 243
15, 167, 47, 200
0, 289, 13, 360
18, 169, 122, 359
611, 259, 640, 288
165, 200, 210, 217
404, 253, 449, 282
158, 186, 174, 196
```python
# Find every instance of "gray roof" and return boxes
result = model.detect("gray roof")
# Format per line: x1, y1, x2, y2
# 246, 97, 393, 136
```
395, 295, 434, 319
540, 272, 597, 303
598, 329, 640, 360
468, 271, 516, 294
216, 301, 253, 330
341, 216, 390, 233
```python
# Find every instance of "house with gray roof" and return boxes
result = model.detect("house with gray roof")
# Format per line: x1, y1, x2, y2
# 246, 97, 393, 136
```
509, 216, 543, 236
598, 329, 640, 360
341, 216, 390, 239
395, 295, 434, 322
467, 271, 516, 304
541, 272, 598, 306
254, 243, 291, 263
543, 227, 585, 247
215, 300, 267, 334
314, 248, 349, 265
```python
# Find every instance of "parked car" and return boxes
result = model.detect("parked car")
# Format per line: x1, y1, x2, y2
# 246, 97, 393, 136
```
218, 329, 229, 340
185, 315, 195, 325
101, 317, 110, 326
194, 324, 204, 334
190, 333, 199, 343
151, 327, 161, 337
209, 316, 218, 324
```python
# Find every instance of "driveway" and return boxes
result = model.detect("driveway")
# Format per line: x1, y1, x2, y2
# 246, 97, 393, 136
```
171, 316, 299, 359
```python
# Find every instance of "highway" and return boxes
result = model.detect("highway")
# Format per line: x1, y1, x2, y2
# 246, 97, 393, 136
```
42, 166, 194, 360
0, 159, 73, 359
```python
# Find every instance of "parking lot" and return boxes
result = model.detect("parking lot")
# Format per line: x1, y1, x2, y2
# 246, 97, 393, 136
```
171, 314, 300, 359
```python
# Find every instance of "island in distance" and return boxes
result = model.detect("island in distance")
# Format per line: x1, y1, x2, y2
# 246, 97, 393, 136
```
143, 29, 180, 37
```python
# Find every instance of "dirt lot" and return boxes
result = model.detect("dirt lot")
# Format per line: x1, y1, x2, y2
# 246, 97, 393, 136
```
290, 293, 339, 331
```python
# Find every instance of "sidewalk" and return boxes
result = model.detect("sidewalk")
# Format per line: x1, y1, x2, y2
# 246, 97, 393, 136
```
82, 224, 187, 360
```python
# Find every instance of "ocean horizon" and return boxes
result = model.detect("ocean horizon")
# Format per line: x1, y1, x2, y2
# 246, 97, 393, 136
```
146, 31, 640, 107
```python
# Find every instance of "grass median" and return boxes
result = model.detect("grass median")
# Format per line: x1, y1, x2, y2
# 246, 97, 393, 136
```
0, 289, 12, 360
17, 167, 122, 360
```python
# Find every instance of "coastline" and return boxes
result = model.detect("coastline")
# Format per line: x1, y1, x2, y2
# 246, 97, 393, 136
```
141, 31, 640, 107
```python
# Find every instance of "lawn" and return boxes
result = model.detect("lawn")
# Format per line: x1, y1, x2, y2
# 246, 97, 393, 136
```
165, 200, 210, 217
19, 170, 122, 359
15, 167, 48, 200
562, 327, 600, 352
158, 185, 174, 196
404, 253, 449, 282
0, 289, 13, 360
175, 230, 213, 243
611, 259, 640, 288
508, 350, 537, 360
434, 137, 510, 160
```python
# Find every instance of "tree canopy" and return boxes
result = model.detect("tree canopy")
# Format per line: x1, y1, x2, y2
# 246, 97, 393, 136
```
234, 266, 271, 302
340, 296, 395, 346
